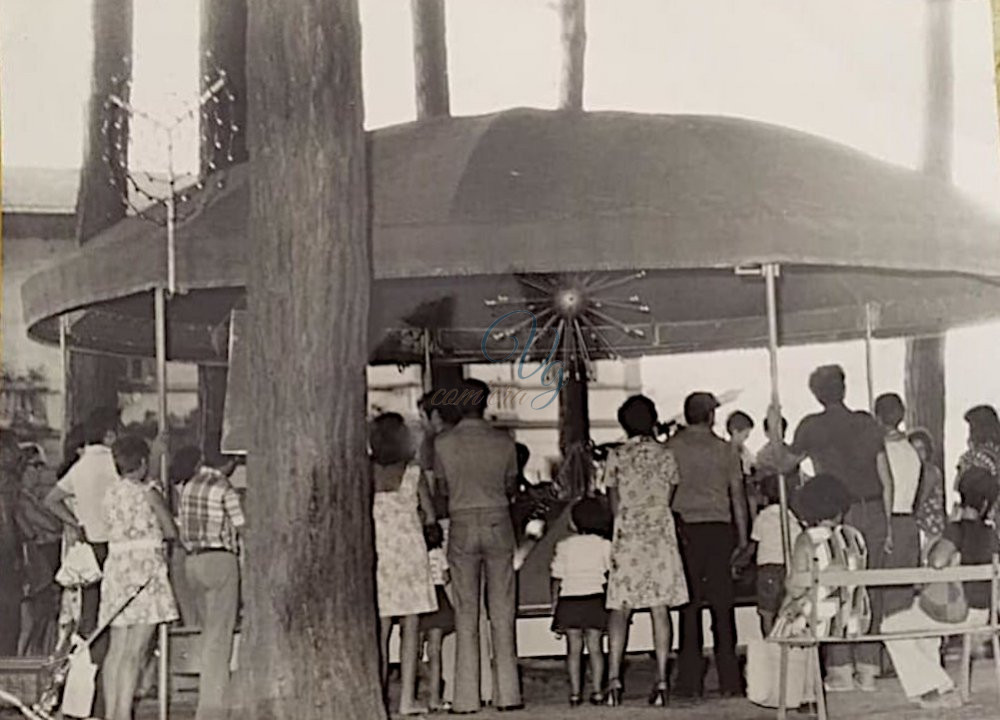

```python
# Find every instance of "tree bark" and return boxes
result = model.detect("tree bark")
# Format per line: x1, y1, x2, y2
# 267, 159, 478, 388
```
201, 0, 248, 172
238, 0, 381, 717
66, 0, 132, 438
558, 0, 586, 111
904, 0, 952, 466
411, 0, 450, 120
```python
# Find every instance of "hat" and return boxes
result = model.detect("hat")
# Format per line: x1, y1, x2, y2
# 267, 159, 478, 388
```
684, 392, 720, 417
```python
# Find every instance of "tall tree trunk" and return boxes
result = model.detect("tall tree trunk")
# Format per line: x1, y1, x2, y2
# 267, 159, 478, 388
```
904, 0, 952, 468
557, 0, 589, 496
198, 0, 247, 459
411, 0, 459, 391
558, 0, 586, 111
67, 0, 132, 440
411, 0, 450, 120
238, 0, 381, 717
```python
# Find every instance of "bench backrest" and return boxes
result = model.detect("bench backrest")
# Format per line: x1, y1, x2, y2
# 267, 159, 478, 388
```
817, 561, 1000, 588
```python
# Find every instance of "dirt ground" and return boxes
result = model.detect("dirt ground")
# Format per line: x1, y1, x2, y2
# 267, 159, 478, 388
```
131, 653, 1000, 720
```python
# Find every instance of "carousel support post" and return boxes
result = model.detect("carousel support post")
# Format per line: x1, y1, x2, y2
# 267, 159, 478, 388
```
763, 262, 793, 569
422, 329, 433, 393
864, 302, 877, 412
154, 286, 170, 720
59, 315, 70, 451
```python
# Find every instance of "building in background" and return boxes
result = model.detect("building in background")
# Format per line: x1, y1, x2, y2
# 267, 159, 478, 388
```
1, 166, 198, 463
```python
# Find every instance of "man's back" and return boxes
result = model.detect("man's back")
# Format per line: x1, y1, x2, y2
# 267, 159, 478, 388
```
792, 405, 884, 501
55, 445, 118, 543
668, 425, 740, 524
178, 468, 245, 552
434, 418, 517, 513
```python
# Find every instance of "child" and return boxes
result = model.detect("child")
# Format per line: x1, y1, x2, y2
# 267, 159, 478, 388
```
418, 521, 455, 711
750, 474, 802, 635
727, 410, 759, 514
550, 497, 613, 706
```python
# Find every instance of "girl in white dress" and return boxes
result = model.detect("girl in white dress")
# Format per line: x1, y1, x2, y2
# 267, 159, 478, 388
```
371, 413, 437, 716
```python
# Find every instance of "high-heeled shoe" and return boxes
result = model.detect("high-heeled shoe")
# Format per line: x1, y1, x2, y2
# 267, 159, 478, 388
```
606, 680, 624, 707
648, 681, 669, 707
589, 691, 605, 705
568, 693, 582, 707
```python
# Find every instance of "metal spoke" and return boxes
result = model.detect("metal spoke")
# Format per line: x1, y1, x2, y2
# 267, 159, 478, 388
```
588, 308, 647, 338
587, 270, 647, 294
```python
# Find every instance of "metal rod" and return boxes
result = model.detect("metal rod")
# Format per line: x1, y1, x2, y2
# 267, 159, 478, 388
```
166, 131, 177, 296
865, 302, 876, 413
764, 263, 793, 570
422, 329, 433, 393
59, 315, 69, 451
154, 286, 170, 720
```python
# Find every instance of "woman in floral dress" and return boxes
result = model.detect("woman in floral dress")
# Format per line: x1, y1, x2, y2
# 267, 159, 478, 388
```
100, 435, 178, 720
603, 395, 689, 707
371, 413, 437, 715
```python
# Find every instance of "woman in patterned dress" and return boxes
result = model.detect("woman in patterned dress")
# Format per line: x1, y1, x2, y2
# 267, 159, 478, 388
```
371, 413, 438, 716
603, 395, 689, 707
100, 435, 178, 720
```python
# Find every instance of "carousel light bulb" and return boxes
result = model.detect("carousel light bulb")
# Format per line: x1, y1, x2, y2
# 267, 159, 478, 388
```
555, 288, 584, 317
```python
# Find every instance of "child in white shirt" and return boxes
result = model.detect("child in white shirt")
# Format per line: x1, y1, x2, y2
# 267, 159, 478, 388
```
751, 475, 802, 635
550, 497, 613, 706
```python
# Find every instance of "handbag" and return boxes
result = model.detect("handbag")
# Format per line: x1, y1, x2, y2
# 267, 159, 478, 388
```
919, 555, 969, 624
746, 635, 815, 709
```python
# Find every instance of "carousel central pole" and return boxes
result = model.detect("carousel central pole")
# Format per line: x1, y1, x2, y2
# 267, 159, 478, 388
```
763, 262, 793, 569
154, 285, 170, 720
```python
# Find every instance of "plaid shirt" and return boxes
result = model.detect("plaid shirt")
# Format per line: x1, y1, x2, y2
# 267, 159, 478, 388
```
178, 467, 245, 553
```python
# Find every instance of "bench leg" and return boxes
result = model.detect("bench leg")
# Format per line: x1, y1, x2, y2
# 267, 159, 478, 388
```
812, 645, 827, 720
960, 634, 972, 703
777, 643, 789, 720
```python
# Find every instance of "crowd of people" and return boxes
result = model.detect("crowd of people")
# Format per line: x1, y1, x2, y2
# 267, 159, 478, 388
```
0, 406, 245, 720
3, 363, 999, 716
375, 367, 998, 715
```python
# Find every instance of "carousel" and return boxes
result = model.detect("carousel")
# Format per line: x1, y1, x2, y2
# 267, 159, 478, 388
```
21, 107, 1000, 717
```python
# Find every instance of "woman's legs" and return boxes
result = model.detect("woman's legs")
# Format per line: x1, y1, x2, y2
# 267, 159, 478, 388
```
607, 608, 631, 688
103, 626, 127, 720
426, 628, 444, 709
566, 630, 584, 696
399, 614, 428, 714
584, 629, 605, 696
649, 605, 672, 686
111, 624, 155, 720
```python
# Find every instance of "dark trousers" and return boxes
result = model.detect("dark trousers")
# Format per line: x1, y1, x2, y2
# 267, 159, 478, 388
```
0, 565, 20, 655
676, 521, 741, 695
79, 541, 109, 663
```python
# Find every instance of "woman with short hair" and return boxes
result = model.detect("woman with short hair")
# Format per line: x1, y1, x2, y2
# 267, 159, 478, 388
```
603, 395, 689, 707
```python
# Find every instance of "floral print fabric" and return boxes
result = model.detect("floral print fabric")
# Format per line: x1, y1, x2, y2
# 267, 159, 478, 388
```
604, 436, 689, 610
374, 464, 437, 618
99, 478, 178, 627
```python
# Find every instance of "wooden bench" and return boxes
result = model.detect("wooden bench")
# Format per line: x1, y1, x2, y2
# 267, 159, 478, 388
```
769, 557, 1000, 720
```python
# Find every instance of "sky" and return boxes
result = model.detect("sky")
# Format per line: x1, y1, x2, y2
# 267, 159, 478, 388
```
3, 0, 1000, 482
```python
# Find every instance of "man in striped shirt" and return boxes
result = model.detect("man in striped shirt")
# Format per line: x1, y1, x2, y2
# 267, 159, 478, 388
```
178, 456, 245, 720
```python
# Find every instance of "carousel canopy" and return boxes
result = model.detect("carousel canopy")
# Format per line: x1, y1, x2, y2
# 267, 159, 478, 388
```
21, 108, 1000, 363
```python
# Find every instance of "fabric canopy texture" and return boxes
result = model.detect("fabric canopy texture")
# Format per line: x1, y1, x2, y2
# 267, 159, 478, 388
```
21, 108, 1000, 362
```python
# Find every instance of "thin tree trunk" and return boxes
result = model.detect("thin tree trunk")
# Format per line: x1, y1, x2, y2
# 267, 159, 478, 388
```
905, 0, 952, 467
411, 0, 450, 120
198, 0, 247, 461
197, 365, 228, 460
201, 0, 248, 171
238, 0, 381, 717
558, 0, 586, 111
66, 0, 132, 438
